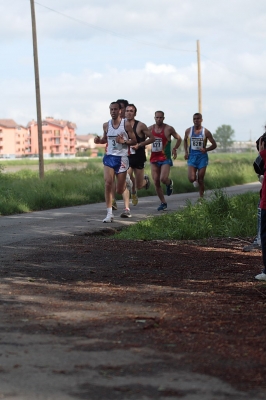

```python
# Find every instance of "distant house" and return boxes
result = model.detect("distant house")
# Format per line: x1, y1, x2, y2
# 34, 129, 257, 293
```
0, 119, 28, 158
76, 134, 106, 156
27, 117, 76, 158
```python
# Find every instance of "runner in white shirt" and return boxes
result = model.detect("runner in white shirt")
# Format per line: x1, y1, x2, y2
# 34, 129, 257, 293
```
94, 102, 136, 222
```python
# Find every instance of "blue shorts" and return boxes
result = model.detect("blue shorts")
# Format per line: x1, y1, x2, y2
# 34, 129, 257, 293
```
103, 154, 129, 174
187, 153, 208, 169
150, 159, 173, 167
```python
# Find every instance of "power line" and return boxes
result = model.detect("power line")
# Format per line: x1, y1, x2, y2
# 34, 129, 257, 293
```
34, 1, 195, 53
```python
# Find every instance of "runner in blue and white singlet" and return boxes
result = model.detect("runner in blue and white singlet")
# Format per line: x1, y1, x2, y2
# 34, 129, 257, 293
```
188, 126, 207, 155
184, 113, 217, 198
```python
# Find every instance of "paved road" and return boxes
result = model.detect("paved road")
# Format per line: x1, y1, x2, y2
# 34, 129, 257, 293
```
0, 182, 261, 245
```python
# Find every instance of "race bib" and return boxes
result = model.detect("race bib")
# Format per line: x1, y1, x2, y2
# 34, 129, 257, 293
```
152, 138, 163, 152
108, 136, 122, 152
191, 137, 204, 150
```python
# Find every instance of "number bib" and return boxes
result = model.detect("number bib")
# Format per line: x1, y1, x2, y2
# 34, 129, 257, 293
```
152, 138, 163, 152
191, 137, 204, 151
108, 136, 123, 152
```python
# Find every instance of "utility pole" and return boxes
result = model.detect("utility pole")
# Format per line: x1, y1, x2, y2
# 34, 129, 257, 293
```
197, 40, 202, 114
30, 0, 44, 179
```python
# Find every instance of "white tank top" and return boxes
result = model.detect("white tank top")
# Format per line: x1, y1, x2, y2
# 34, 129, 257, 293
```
106, 118, 129, 156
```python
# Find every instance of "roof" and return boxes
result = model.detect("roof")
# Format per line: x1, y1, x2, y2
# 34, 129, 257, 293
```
28, 118, 77, 130
76, 134, 97, 142
0, 119, 19, 128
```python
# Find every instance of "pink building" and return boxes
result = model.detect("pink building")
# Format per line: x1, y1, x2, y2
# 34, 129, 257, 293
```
0, 117, 77, 158
0, 119, 28, 158
27, 117, 76, 158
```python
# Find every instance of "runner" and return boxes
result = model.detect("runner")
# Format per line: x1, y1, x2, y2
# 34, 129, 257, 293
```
124, 104, 155, 209
184, 113, 217, 198
111, 99, 130, 211
94, 101, 136, 222
149, 111, 182, 211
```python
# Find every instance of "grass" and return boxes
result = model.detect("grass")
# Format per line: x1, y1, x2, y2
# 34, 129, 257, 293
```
0, 152, 260, 221
115, 189, 259, 241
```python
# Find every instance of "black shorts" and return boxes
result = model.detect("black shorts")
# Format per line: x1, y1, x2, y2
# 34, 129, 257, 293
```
129, 152, 146, 169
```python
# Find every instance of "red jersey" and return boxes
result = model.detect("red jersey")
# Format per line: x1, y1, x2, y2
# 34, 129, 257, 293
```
150, 126, 171, 162
260, 149, 266, 209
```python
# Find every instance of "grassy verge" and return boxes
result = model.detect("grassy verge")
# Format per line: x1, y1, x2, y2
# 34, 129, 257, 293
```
0, 153, 259, 216
115, 190, 259, 241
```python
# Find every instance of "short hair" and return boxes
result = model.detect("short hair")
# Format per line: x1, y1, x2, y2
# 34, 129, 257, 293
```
193, 113, 202, 118
116, 99, 129, 108
155, 111, 164, 117
110, 101, 121, 109
127, 103, 137, 114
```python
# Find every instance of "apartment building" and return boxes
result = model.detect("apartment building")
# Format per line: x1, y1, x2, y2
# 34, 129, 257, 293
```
0, 119, 28, 158
0, 117, 77, 158
27, 117, 76, 158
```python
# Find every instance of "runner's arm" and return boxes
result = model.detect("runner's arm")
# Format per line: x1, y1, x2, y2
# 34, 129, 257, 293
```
116, 121, 137, 145
201, 130, 217, 153
131, 123, 155, 150
171, 129, 182, 159
94, 122, 107, 144
183, 129, 190, 160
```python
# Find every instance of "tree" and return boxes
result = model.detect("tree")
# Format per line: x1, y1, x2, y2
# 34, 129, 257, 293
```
213, 125, 235, 152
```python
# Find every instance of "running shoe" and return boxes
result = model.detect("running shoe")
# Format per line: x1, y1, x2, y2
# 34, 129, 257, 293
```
103, 214, 114, 223
193, 180, 199, 188
131, 193, 138, 206
120, 208, 132, 218
112, 199, 118, 211
144, 175, 150, 190
166, 179, 173, 196
255, 272, 266, 281
243, 242, 261, 252
126, 174, 133, 193
157, 202, 167, 211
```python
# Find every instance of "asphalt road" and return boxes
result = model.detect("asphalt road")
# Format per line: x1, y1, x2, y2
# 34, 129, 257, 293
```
0, 182, 261, 245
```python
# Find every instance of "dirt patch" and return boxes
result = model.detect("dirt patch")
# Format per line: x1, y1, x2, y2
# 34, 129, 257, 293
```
1, 235, 266, 398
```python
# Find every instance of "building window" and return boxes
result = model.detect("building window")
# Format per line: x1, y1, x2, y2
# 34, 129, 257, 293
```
54, 130, 60, 136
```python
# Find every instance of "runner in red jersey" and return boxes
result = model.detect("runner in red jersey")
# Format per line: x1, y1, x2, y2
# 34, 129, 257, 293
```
148, 111, 182, 211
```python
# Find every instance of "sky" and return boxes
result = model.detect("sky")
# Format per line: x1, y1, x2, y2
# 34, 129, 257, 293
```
1, 0, 266, 141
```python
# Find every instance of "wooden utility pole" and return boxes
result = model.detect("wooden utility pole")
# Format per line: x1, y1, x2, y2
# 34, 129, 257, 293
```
30, 0, 44, 179
197, 40, 202, 114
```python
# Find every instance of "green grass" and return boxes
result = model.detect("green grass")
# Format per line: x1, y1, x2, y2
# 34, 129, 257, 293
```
0, 162, 105, 215
115, 189, 259, 241
0, 152, 260, 217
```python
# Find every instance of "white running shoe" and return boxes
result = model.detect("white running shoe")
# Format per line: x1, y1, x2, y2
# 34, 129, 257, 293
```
103, 214, 114, 223
255, 272, 266, 281
193, 181, 199, 187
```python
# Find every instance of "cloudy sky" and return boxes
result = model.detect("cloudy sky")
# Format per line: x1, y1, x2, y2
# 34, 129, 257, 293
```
1, 0, 266, 141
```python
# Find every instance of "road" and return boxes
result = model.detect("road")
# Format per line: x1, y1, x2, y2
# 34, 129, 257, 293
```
0, 182, 261, 245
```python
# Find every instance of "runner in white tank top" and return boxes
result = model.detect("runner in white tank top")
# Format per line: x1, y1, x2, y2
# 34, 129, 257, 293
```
106, 118, 130, 156
94, 101, 136, 222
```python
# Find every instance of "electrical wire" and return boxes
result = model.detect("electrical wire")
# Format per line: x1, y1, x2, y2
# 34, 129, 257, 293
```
34, 1, 195, 53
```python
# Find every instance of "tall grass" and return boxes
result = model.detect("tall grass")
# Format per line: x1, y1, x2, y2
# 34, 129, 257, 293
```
115, 190, 259, 241
0, 163, 104, 215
